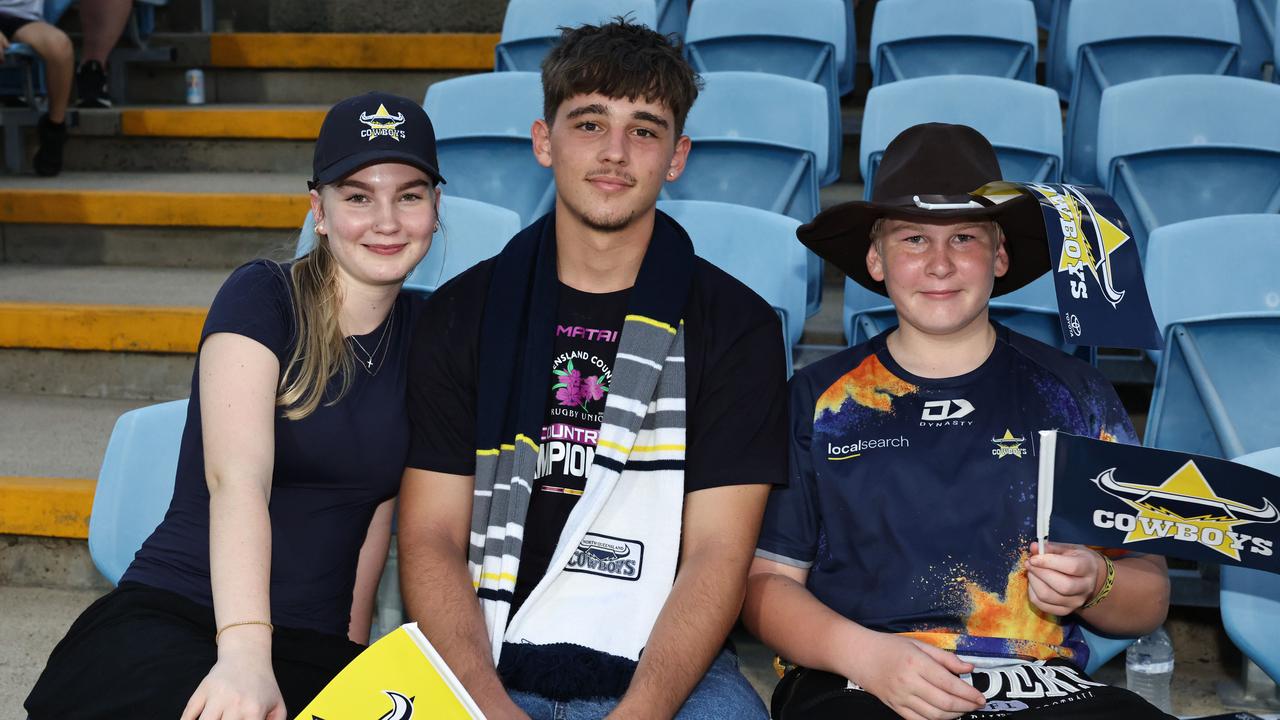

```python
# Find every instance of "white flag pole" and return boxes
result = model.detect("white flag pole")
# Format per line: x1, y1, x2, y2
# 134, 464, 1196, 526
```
1036, 430, 1059, 556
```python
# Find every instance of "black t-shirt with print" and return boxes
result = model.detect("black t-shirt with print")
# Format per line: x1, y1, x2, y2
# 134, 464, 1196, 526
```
406, 255, 789, 613
519, 283, 629, 613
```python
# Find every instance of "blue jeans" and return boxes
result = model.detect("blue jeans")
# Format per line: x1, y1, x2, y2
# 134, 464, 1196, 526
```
510, 648, 768, 720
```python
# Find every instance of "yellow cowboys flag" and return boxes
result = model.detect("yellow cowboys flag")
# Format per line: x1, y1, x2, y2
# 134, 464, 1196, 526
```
296, 623, 485, 719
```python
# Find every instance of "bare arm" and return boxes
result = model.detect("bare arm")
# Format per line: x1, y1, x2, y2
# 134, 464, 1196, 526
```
398, 468, 529, 720
180, 332, 287, 720
348, 498, 395, 644
607, 484, 769, 720
1027, 542, 1169, 636
743, 557, 986, 720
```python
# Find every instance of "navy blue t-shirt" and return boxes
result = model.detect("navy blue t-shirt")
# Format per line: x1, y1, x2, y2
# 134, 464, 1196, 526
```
124, 260, 420, 637
756, 324, 1137, 668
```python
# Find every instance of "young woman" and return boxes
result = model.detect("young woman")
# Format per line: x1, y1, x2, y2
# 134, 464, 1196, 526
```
26, 91, 445, 719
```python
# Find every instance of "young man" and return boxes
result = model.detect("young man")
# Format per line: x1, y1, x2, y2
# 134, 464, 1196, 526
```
744, 123, 1173, 720
399, 20, 785, 720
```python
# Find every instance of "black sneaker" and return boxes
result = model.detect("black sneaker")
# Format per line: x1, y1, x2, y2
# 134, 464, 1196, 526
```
76, 60, 112, 109
32, 115, 68, 177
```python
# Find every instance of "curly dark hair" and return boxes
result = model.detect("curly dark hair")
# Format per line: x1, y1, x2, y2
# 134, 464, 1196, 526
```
541, 17, 702, 134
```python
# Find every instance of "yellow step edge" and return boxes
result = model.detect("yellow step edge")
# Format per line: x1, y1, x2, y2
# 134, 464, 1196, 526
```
0, 302, 206, 353
121, 107, 327, 140
0, 189, 309, 228
0, 476, 95, 539
210, 32, 499, 70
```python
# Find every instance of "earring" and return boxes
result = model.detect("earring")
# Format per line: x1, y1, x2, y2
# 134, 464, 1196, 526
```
315, 223, 325, 234
667, 171, 675, 179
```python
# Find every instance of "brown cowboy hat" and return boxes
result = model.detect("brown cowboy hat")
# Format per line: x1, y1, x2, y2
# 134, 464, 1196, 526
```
797, 122, 1049, 297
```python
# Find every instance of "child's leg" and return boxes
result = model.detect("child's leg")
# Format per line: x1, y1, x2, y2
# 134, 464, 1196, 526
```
13, 21, 72, 122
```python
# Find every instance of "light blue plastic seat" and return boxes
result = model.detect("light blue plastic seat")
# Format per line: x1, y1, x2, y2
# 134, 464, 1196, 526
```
1221, 447, 1280, 683
665, 71, 826, 316
868, 0, 1037, 87
657, 200, 805, 375
1080, 627, 1135, 675
1143, 214, 1280, 458
1038, 0, 1075, 98
422, 72, 552, 226
859, 75, 1064, 196
655, 0, 688, 39
1235, 0, 1278, 78
296, 195, 522, 296
1062, 0, 1241, 186
1097, 75, 1280, 259
494, 0, 657, 71
684, 0, 847, 186
88, 399, 189, 585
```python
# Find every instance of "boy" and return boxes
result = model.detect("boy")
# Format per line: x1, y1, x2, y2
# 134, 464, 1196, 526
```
399, 19, 786, 720
745, 123, 1173, 720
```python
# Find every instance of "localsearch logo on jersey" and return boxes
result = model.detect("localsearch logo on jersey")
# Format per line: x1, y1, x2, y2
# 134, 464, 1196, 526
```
991, 429, 1026, 459
1090, 460, 1278, 560
1027, 183, 1131, 309
359, 104, 407, 141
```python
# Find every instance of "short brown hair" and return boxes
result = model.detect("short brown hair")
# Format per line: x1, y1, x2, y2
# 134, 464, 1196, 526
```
541, 17, 702, 134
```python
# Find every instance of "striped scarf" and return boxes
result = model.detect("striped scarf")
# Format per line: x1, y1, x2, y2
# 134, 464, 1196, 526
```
472, 210, 694, 699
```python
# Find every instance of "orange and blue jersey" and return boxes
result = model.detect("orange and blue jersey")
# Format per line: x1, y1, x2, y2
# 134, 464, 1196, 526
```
756, 323, 1137, 668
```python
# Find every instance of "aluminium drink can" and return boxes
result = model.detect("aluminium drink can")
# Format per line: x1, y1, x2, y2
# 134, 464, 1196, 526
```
185, 69, 206, 105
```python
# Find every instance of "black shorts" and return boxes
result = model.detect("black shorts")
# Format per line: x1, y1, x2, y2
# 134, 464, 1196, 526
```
25, 582, 365, 719
0, 11, 37, 40
772, 661, 1178, 720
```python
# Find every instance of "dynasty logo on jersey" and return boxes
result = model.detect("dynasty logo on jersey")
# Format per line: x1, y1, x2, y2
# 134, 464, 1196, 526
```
920, 399, 975, 427
1091, 460, 1278, 560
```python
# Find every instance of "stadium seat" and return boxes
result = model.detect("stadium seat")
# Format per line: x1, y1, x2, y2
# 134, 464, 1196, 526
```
655, 0, 688, 39
859, 75, 1064, 196
657, 200, 806, 374
1038, 0, 1074, 99
684, 0, 847, 186
404, 197, 522, 295
1062, 0, 1241, 186
1221, 446, 1280, 684
843, 274, 1091, 361
1143, 215, 1280, 458
663, 71, 827, 316
296, 196, 522, 296
422, 72, 553, 225
494, 0, 658, 72
1096, 75, 1280, 259
1081, 627, 1136, 675
89, 399, 189, 585
1235, 0, 1278, 78
868, 0, 1038, 87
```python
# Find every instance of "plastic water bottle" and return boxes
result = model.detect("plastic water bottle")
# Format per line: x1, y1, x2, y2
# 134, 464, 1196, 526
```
1126, 626, 1174, 713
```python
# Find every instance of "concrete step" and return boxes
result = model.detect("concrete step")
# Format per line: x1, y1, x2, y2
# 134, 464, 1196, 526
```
0, 171, 306, 229
0, 392, 147, 479
0, 265, 221, 399
26, 105, 320, 174
115, 32, 487, 104
2, 223, 290, 269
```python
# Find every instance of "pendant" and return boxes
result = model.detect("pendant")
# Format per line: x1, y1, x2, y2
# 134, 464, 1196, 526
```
366, 357, 374, 369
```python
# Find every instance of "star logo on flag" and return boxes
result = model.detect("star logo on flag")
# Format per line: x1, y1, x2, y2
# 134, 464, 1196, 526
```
1092, 461, 1279, 560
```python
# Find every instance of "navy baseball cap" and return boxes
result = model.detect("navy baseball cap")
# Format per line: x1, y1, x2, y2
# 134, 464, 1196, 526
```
309, 91, 446, 189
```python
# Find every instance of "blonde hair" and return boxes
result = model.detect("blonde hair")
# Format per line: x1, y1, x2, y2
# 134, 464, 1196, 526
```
277, 225, 355, 421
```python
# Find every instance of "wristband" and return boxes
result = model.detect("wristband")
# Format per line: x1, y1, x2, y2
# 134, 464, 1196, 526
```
1080, 552, 1115, 610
